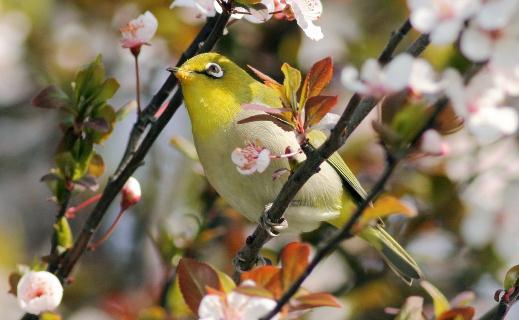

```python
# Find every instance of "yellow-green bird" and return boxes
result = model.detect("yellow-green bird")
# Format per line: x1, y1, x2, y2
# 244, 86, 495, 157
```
172, 53, 422, 284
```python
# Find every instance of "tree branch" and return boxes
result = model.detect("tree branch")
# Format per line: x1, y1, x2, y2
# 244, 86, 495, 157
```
233, 19, 430, 275
54, 10, 231, 281
478, 287, 519, 320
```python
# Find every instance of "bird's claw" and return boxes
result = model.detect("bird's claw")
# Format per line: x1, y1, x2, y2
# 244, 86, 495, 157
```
260, 213, 288, 237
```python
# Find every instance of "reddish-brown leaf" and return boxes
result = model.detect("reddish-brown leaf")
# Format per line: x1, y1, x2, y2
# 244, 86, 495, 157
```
238, 114, 294, 132
300, 57, 333, 106
305, 95, 338, 126
431, 103, 464, 134
437, 307, 475, 320
177, 258, 221, 313
292, 292, 342, 311
32, 85, 69, 110
248, 65, 281, 86
280, 242, 311, 290
241, 265, 283, 298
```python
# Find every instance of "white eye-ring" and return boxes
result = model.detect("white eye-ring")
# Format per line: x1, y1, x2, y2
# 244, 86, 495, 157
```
205, 62, 224, 78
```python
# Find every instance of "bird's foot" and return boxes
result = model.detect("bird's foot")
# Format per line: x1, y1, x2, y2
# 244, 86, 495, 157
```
260, 212, 288, 237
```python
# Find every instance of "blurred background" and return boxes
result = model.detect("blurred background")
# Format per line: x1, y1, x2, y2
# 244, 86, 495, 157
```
1, 0, 518, 319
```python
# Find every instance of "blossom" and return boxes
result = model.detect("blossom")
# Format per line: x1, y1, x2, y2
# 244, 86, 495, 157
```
17, 271, 63, 315
121, 176, 142, 209
443, 69, 518, 143
407, 0, 480, 44
420, 129, 449, 156
214, 0, 276, 23
284, 0, 324, 41
231, 143, 271, 175
170, 0, 217, 18
198, 287, 278, 320
120, 11, 158, 49
341, 53, 439, 98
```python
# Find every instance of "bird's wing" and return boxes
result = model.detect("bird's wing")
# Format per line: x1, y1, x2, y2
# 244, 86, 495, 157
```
307, 130, 367, 204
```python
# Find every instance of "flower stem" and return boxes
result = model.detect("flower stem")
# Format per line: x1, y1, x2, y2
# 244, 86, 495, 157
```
66, 193, 102, 218
134, 52, 142, 115
88, 208, 127, 250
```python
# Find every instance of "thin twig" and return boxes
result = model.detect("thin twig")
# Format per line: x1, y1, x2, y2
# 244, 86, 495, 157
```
134, 52, 141, 115
233, 19, 429, 275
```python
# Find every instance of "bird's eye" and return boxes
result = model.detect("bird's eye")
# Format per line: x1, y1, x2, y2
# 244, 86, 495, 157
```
204, 63, 224, 78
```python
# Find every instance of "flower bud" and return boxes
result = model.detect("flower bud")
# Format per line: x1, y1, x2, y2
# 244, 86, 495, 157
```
17, 271, 63, 315
121, 176, 142, 209
120, 11, 158, 51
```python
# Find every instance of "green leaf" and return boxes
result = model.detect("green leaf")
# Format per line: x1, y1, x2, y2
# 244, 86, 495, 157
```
74, 55, 105, 105
167, 272, 193, 318
504, 265, 519, 290
300, 57, 333, 108
54, 216, 73, 250
95, 78, 119, 103
281, 63, 302, 111
391, 104, 428, 146
115, 100, 137, 121
90, 105, 116, 144
216, 270, 236, 293
88, 153, 105, 178
177, 258, 221, 313
395, 296, 424, 320
421, 281, 450, 317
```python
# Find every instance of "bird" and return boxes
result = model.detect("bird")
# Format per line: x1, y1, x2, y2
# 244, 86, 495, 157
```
171, 52, 422, 284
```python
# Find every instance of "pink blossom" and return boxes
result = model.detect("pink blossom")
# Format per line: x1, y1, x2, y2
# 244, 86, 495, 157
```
231, 143, 272, 175
17, 271, 63, 315
120, 11, 158, 49
407, 0, 480, 44
170, 0, 217, 18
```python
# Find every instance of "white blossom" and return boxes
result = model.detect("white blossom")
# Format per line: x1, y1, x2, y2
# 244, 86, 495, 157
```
170, 0, 217, 18
341, 53, 439, 98
198, 290, 278, 320
284, 0, 324, 41
443, 69, 518, 143
120, 11, 158, 49
231, 143, 272, 175
420, 129, 449, 156
17, 271, 63, 315
407, 0, 480, 44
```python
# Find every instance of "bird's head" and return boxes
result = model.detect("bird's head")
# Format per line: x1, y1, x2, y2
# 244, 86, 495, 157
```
171, 53, 262, 136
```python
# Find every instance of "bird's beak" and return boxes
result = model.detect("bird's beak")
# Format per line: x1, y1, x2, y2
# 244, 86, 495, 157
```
168, 67, 192, 81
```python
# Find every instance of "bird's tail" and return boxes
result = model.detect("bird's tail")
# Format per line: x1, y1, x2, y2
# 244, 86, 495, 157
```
359, 224, 423, 285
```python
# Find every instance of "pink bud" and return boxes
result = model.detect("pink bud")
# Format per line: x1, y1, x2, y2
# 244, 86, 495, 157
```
17, 271, 63, 315
420, 129, 449, 156
121, 176, 142, 209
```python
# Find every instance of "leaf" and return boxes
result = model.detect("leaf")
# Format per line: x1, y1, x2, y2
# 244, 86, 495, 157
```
238, 114, 294, 132
88, 153, 105, 178
32, 85, 70, 111
91, 105, 116, 144
280, 242, 310, 290
95, 78, 120, 103
216, 270, 236, 293
437, 307, 475, 320
432, 103, 464, 135
293, 292, 342, 310
305, 95, 338, 126
234, 286, 275, 299
391, 104, 428, 146
138, 306, 168, 320
40, 312, 62, 320
54, 216, 73, 250
248, 3, 270, 22
177, 258, 221, 313
74, 175, 99, 191
504, 265, 519, 290
242, 103, 290, 114
248, 65, 281, 86
74, 55, 105, 105
248, 65, 291, 107
115, 100, 137, 121
40, 172, 61, 183
170, 136, 199, 161
241, 265, 282, 297
421, 281, 450, 317
281, 63, 302, 110
167, 272, 194, 318
395, 296, 425, 320
8, 271, 22, 295
84, 118, 110, 133
358, 195, 417, 228
300, 57, 333, 107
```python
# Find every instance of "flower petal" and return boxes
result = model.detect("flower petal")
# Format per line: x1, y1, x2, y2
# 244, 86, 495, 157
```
460, 26, 493, 62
